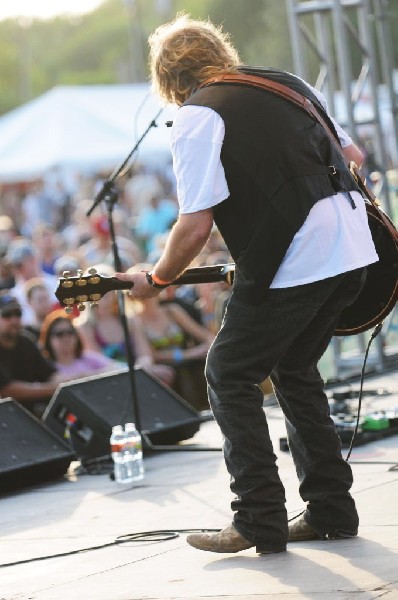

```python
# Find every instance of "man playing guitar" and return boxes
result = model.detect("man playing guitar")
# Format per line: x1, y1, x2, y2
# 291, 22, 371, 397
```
115, 14, 378, 554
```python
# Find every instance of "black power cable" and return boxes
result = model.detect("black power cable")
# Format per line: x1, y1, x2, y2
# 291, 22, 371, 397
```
344, 321, 385, 461
284, 321, 387, 528
0, 529, 221, 569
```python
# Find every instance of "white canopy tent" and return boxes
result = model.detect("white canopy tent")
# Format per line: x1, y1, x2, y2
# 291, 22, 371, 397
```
0, 84, 177, 183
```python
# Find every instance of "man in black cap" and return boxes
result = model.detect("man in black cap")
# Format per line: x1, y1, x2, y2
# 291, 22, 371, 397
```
0, 292, 62, 416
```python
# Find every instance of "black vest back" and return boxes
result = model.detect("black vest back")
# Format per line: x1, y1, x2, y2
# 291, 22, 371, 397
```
184, 67, 359, 303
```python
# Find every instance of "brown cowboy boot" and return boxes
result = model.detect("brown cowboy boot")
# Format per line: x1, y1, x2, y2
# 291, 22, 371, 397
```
288, 516, 321, 541
187, 524, 286, 554
289, 515, 357, 541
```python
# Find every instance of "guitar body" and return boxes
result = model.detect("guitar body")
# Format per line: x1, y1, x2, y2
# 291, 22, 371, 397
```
334, 202, 398, 336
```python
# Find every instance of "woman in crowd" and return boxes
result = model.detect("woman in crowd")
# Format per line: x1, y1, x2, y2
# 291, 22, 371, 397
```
128, 269, 215, 409
74, 268, 174, 386
133, 293, 214, 365
40, 310, 119, 379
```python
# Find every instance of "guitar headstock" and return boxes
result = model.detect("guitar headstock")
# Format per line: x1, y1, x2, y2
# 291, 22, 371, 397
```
55, 268, 131, 313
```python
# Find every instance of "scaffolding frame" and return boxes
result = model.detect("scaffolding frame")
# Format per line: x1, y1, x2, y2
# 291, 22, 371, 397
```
285, 0, 398, 379
286, 0, 398, 213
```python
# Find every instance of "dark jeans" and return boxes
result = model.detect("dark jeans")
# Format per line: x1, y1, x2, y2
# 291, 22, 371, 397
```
205, 267, 366, 551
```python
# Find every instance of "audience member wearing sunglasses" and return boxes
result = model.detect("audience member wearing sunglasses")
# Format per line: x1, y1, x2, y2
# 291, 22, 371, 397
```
39, 310, 119, 380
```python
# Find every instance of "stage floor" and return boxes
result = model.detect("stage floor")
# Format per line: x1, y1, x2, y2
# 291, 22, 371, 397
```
1, 369, 398, 600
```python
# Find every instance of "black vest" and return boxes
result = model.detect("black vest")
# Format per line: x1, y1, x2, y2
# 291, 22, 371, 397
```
184, 67, 359, 303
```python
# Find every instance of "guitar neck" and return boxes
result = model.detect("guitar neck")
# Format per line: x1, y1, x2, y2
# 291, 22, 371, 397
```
110, 263, 235, 292
173, 263, 235, 285
56, 263, 236, 312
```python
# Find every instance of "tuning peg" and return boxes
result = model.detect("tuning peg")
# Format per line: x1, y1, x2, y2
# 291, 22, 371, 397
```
89, 293, 101, 302
65, 306, 74, 315
88, 271, 100, 285
78, 303, 86, 312
61, 271, 74, 288
74, 269, 87, 286
88, 267, 98, 275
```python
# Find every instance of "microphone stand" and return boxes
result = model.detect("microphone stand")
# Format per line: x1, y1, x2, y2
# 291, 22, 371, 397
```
86, 110, 163, 435
86, 110, 222, 455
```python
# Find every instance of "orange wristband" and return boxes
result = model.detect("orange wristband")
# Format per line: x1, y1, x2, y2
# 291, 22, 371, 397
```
151, 272, 172, 286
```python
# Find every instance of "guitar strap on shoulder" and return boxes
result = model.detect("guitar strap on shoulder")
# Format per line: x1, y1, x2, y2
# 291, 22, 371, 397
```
201, 72, 398, 245
202, 72, 340, 147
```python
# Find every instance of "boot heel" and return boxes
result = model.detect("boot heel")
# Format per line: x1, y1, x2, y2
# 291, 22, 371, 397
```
256, 546, 286, 554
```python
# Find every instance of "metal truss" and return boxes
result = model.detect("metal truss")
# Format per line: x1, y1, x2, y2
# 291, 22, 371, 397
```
286, 0, 398, 214
286, 0, 398, 377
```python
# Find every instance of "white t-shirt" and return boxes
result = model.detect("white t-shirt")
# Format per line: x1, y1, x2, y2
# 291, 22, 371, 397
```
170, 83, 378, 288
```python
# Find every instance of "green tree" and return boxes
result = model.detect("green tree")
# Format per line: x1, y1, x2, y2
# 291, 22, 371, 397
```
0, 0, 396, 117
205, 0, 293, 70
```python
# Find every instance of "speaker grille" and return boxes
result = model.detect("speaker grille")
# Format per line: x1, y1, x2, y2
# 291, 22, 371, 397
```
0, 399, 75, 491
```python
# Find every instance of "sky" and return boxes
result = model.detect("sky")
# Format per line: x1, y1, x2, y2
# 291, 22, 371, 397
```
0, 0, 105, 21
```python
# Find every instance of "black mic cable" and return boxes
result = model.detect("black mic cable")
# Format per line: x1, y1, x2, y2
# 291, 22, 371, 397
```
344, 320, 384, 461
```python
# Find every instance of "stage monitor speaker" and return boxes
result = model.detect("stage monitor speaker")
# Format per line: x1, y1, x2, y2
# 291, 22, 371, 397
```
43, 367, 202, 461
0, 399, 75, 493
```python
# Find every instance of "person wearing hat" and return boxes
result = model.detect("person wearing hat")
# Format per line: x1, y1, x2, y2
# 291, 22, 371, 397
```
0, 292, 64, 417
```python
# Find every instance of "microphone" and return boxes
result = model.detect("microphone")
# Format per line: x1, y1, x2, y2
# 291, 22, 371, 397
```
165, 120, 173, 127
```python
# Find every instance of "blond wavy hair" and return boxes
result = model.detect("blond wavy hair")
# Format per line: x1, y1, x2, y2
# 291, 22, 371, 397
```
148, 14, 242, 106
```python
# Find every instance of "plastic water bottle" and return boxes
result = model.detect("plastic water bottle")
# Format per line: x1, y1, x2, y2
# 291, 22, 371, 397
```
110, 425, 129, 483
123, 422, 145, 482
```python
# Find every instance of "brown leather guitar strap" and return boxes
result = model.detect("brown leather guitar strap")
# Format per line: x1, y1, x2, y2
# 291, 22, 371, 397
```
201, 72, 343, 153
200, 72, 398, 244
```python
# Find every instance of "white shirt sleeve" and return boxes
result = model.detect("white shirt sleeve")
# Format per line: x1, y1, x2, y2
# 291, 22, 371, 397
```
302, 80, 353, 148
170, 105, 230, 214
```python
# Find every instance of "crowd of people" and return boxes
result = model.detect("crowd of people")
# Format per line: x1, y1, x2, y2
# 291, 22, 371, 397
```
0, 163, 232, 417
